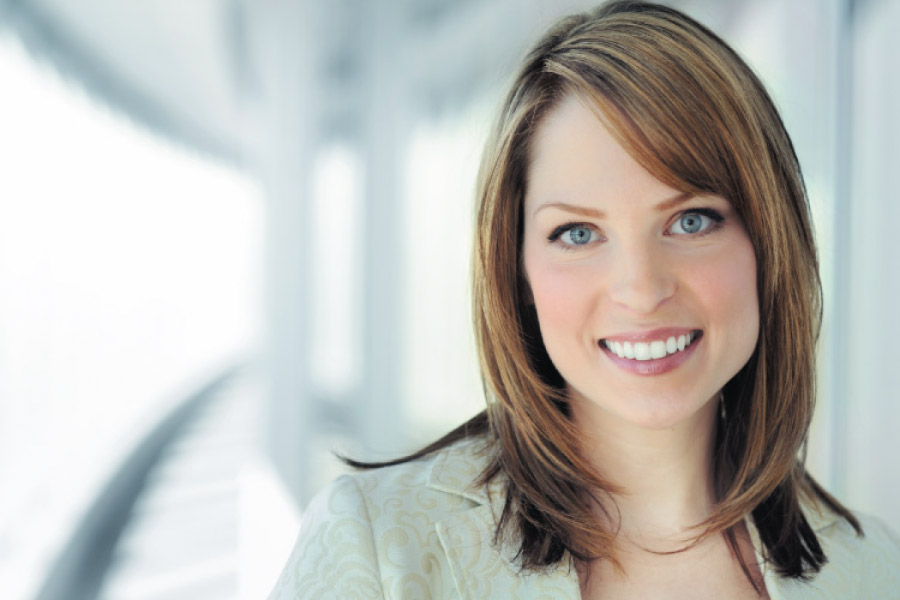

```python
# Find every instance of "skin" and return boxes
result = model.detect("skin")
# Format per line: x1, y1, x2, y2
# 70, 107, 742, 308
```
521, 95, 765, 598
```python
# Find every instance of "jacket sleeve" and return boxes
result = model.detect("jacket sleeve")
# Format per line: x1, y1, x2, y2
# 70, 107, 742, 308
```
267, 475, 385, 600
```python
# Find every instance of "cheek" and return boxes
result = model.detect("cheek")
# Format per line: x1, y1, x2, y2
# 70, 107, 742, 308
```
528, 266, 579, 327
523, 255, 596, 343
694, 238, 760, 347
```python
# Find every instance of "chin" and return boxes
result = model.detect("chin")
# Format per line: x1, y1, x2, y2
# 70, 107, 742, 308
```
634, 396, 718, 431
580, 386, 717, 432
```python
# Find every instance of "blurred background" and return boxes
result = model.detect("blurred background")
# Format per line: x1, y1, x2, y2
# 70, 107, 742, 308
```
0, 0, 897, 598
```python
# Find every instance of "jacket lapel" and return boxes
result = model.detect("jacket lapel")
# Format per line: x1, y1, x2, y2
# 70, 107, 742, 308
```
426, 441, 581, 599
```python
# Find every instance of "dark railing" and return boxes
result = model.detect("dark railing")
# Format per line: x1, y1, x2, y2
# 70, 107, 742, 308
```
32, 365, 245, 600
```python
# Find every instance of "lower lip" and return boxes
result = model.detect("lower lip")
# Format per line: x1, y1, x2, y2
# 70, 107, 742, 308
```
600, 333, 702, 375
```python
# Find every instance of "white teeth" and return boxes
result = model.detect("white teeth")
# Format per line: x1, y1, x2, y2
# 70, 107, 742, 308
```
666, 336, 677, 354
605, 332, 698, 361
633, 342, 651, 360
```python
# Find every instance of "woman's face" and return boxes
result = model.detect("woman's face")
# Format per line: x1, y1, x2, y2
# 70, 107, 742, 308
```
521, 95, 759, 431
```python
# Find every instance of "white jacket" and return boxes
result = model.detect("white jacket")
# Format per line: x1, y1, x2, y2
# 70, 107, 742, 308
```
268, 439, 900, 599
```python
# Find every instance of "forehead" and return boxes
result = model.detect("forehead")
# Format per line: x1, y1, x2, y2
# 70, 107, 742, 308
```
525, 94, 678, 214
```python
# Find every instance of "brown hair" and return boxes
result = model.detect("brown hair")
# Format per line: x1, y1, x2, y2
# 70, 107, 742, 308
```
349, 0, 860, 586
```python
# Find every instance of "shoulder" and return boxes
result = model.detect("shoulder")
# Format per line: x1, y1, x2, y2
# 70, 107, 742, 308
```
265, 474, 384, 599
775, 502, 900, 598
816, 510, 900, 582
267, 437, 497, 600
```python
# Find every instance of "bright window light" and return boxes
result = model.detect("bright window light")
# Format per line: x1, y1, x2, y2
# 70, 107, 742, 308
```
0, 31, 262, 600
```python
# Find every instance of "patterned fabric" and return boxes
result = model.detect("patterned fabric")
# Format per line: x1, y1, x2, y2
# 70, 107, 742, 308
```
267, 439, 900, 599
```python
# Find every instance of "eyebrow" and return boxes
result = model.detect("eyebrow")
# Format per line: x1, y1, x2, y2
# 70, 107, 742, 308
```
533, 191, 695, 219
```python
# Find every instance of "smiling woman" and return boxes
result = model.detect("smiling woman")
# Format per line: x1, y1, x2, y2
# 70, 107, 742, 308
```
267, 1, 900, 598
523, 94, 760, 432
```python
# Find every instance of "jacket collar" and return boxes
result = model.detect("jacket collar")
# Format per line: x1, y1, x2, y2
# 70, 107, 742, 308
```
424, 437, 495, 505
425, 439, 582, 598
799, 494, 841, 532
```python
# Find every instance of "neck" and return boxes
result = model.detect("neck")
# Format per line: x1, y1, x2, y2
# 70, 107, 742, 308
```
572, 394, 720, 544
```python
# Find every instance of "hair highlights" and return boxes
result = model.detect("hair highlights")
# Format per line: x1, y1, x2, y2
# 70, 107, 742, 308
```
469, 0, 858, 580
348, 0, 860, 585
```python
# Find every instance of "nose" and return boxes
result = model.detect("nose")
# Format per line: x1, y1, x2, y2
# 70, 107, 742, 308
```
606, 243, 677, 315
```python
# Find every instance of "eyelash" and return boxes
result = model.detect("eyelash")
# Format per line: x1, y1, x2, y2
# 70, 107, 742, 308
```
546, 208, 726, 249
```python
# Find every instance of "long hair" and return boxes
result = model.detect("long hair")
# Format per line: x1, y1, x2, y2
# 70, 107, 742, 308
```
349, 0, 860, 585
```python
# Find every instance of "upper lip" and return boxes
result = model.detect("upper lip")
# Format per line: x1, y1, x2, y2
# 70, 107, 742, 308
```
601, 327, 701, 343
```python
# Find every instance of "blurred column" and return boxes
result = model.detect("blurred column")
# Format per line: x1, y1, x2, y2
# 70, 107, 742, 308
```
357, 0, 412, 454
245, 0, 322, 505
844, 0, 900, 531
821, 0, 853, 497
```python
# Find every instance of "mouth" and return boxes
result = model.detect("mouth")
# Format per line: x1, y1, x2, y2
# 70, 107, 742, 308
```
600, 329, 703, 361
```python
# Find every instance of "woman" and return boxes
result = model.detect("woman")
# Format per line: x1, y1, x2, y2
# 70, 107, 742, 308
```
269, 1, 900, 598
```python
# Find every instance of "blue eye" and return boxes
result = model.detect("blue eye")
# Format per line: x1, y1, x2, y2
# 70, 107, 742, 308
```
563, 226, 595, 245
669, 209, 724, 235
547, 223, 604, 248
547, 223, 601, 248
